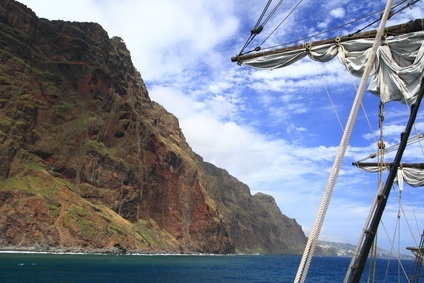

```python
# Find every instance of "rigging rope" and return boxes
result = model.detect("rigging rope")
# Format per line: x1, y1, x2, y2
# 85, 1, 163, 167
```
253, 0, 272, 31
260, 0, 286, 28
234, 0, 423, 281
296, 1, 395, 282
237, 0, 421, 56
356, 134, 424, 162
378, 101, 386, 189
346, 0, 421, 37
394, 186, 419, 248
256, 0, 304, 49
295, 4, 394, 279
391, 186, 416, 282
346, 0, 419, 37
237, 0, 271, 55
259, 6, 385, 52
237, 0, 285, 56
310, 52, 391, 283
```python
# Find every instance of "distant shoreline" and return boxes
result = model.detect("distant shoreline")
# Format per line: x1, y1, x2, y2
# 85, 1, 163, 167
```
0, 246, 243, 256
0, 246, 146, 255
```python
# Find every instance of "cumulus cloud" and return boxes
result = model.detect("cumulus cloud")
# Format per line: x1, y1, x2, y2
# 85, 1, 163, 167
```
330, 8, 346, 19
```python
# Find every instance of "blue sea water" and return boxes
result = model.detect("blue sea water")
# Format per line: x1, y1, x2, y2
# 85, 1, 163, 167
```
0, 253, 415, 282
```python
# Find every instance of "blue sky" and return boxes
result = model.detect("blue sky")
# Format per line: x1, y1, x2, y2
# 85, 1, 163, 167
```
18, 0, 424, 252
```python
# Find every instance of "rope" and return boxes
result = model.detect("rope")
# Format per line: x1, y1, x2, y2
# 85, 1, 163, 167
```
294, 8, 391, 276
260, 0, 286, 28
257, 0, 304, 48
369, 238, 378, 282
356, 134, 424, 162
312, 2, 395, 283
399, 71, 424, 242
391, 186, 415, 282
346, 0, 421, 37
253, 0, 272, 31
239, 0, 421, 55
378, 101, 386, 187
237, 0, 272, 56
399, 189, 420, 248
347, 0, 416, 37
259, 7, 384, 52
406, 189, 422, 244
237, 0, 285, 56
311, 57, 389, 283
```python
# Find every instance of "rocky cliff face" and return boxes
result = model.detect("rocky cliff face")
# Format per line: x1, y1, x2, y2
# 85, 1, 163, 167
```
200, 158, 306, 254
0, 0, 307, 254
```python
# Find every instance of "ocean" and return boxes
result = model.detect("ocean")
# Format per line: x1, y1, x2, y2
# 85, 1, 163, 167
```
0, 253, 415, 282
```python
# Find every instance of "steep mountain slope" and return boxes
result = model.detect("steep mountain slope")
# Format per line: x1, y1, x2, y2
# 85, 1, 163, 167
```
200, 157, 306, 254
0, 0, 306, 254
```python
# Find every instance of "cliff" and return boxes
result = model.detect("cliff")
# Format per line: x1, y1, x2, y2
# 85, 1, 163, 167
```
200, 158, 306, 254
0, 0, 307, 254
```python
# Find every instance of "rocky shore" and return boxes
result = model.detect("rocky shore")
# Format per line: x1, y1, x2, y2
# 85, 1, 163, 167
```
0, 245, 239, 255
0, 244, 130, 255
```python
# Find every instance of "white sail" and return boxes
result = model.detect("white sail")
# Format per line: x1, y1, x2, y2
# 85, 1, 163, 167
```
355, 164, 424, 187
233, 4, 424, 280
242, 31, 424, 105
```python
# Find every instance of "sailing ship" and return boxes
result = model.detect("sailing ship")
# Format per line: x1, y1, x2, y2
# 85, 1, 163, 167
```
232, 1, 424, 282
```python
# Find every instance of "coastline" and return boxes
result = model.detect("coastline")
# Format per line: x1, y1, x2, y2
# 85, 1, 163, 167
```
0, 245, 144, 255
0, 246, 240, 256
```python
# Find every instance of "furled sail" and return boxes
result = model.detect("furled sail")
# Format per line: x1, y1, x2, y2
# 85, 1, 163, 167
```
235, 21, 424, 105
353, 162, 424, 187
232, 11, 424, 283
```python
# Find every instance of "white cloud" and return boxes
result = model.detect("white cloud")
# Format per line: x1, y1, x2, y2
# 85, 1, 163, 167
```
330, 8, 346, 19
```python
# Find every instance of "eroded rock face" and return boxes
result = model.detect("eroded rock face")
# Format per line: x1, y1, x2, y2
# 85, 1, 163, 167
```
0, 0, 306, 254
0, 190, 59, 247
200, 158, 307, 254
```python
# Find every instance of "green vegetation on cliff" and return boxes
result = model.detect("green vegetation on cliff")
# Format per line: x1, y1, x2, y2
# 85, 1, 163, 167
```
0, 0, 306, 254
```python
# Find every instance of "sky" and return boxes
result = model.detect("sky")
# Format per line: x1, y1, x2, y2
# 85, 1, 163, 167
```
17, 0, 424, 253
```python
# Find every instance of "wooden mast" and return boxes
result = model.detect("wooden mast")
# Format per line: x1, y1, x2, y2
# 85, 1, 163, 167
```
231, 18, 424, 64
346, 78, 424, 283
293, 1, 396, 281
407, 231, 424, 283
231, 4, 424, 282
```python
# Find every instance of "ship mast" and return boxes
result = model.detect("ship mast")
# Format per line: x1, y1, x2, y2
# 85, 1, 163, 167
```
231, 3, 424, 282
407, 230, 424, 283
345, 77, 424, 283
293, 2, 395, 282
232, 19, 424, 64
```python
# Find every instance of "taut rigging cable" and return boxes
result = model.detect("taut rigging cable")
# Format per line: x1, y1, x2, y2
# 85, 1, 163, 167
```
236, 0, 421, 57
237, 0, 290, 56
256, 0, 304, 49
